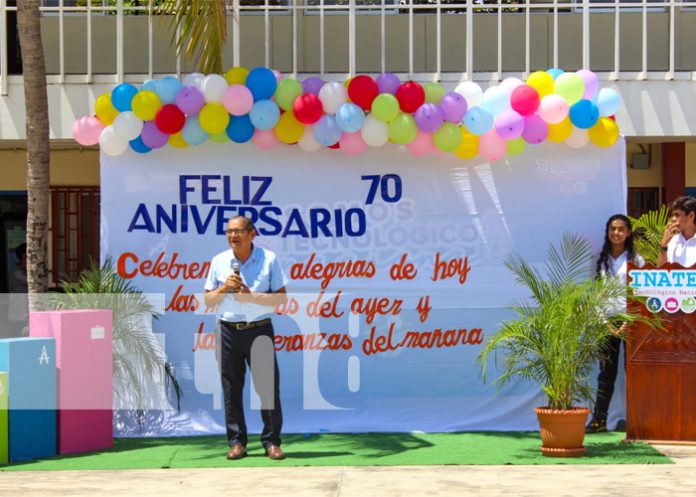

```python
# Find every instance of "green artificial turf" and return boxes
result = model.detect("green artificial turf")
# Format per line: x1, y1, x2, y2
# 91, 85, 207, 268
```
0, 431, 671, 471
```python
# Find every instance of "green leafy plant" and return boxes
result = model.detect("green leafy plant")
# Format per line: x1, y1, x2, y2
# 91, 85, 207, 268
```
479, 233, 658, 411
630, 205, 671, 266
47, 259, 182, 416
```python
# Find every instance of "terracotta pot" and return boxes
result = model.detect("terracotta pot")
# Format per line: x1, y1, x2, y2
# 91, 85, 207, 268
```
535, 406, 591, 458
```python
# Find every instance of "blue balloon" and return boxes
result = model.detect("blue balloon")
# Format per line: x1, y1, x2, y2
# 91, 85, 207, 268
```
480, 87, 509, 116
226, 115, 255, 143
313, 115, 342, 146
246, 67, 277, 102
141, 79, 160, 93
335, 103, 365, 133
111, 83, 139, 112
129, 135, 151, 154
596, 88, 622, 117
463, 107, 494, 136
569, 99, 599, 129
157, 76, 183, 105
547, 68, 565, 80
182, 116, 209, 145
249, 99, 280, 130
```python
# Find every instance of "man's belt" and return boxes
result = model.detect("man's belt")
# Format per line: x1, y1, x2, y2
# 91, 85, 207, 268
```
221, 318, 272, 331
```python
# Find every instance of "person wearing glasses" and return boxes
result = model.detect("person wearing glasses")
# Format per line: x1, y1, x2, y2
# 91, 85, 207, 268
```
204, 215, 288, 460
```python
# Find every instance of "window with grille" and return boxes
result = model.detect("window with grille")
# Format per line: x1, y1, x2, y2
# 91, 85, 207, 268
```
50, 187, 100, 286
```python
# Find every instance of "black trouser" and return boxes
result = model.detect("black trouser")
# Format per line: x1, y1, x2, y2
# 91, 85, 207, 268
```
593, 334, 623, 420
218, 320, 282, 448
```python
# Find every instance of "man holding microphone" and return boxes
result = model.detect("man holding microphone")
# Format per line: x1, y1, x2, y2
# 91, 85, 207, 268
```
658, 196, 696, 268
204, 215, 288, 460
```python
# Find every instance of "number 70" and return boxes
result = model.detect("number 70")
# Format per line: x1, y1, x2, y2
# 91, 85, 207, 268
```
361, 174, 402, 204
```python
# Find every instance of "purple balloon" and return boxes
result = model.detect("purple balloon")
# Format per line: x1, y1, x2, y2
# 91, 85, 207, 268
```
495, 110, 525, 140
141, 120, 169, 149
577, 69, 599, 101
439, 92, 468, 123
522, 115, 549, 144
376, 73, 401, 95
175, 86, 205, 116
302, 77, 325, 96
414, 103, 444, 133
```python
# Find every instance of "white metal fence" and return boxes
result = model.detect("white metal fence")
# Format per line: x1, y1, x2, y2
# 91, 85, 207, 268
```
2, 0, 696, 96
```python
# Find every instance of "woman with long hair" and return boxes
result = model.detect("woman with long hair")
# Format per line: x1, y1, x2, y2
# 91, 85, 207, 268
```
586, 214, 644, 433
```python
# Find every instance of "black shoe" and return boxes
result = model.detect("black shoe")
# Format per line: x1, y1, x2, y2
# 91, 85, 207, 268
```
586, 417, 607, 434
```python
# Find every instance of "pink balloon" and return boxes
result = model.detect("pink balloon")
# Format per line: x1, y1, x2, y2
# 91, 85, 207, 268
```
510, 85, 540, 117
577, 69, 599, 100
253, 129, 280, 150
479, 130, 506, 161
495, 110, 524, 140
339, 132, 368, 156
407, 130, 434, 156
272, 70, 283, 83
72, 115, 105, 146
223, 84, 254, 116
522, 115, 549, 144
539, 94, 569, 124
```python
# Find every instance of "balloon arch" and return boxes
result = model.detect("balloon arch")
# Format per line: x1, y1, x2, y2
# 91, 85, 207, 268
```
72, 67, 622, 161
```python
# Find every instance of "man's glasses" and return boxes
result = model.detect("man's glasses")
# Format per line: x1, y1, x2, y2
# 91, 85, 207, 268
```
226, 228, 251, 235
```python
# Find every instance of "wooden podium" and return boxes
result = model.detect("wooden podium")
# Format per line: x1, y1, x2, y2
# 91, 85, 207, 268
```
626, 263, 696, 443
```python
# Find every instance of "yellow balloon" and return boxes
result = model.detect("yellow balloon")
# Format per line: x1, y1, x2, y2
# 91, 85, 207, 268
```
131, 90, 162, 121
547, 117, 573, 143
527, 71, 555, 98
169, 132, 189, 149
95, 93, 118, 125
199, 103, 230, 134
274, 112, 304, 144
455, 128, 479, 159
588, 117, 619, 148
225, 66, 249, 85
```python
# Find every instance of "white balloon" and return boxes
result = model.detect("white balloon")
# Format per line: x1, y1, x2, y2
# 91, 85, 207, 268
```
99, 126, 128, 156
182, 72, 205, 89
499, 77, 524, 96
566, 126, 589, 148
112, 111, 144, 141
298, 127, 322, 152
454, 81, 483, 108
361, 115, 389, 147
481, 86, 511, 116
318, 82, 348, 115
539, 94, 569, 124
201, 74, 228, 103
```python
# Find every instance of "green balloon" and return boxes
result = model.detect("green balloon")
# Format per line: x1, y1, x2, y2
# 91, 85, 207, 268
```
388, 113, 418, 144
433, 122, 462, 152
507, 137, 526, 156
371, 94, 400, 123
554, 73, 584, 105
424, 83, 446, 104
209, 131, 229, 143
274, 79, 303, 112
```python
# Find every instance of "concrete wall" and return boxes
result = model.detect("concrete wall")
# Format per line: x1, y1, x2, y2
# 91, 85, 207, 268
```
0, 149, 100, 190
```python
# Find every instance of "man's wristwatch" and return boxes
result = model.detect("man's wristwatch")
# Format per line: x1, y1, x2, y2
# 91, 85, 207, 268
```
660, 245, 669, 252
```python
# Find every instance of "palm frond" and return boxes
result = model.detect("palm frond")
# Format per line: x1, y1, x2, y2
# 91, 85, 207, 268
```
158, 0, 229, 74
479, 233, 662, 410
630, 205, 671, 266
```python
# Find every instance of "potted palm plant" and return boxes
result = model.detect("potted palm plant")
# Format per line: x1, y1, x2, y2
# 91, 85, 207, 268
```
479, 233, 656, 457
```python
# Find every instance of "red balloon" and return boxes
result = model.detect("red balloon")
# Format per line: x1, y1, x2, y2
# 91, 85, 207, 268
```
510, 85, 540, 117
293, 94, 323, 124
348, 75, 379, 111
396, 82, 425, 114
155, 104, 185, 134
329, 142, 341, 149
609, 115, 616, 121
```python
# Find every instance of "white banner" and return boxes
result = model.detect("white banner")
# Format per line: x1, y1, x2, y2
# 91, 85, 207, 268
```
101, 139, 627, 436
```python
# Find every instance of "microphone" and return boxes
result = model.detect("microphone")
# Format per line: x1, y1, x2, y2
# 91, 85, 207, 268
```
232, 262, 240, 276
